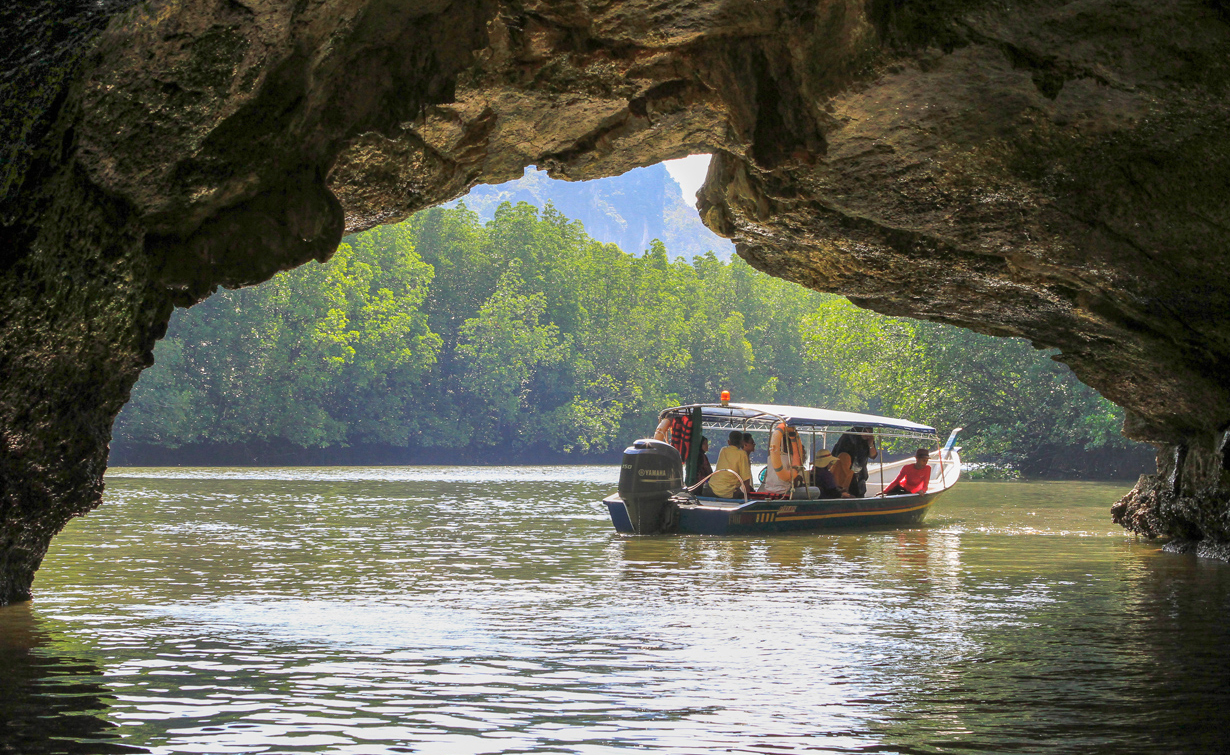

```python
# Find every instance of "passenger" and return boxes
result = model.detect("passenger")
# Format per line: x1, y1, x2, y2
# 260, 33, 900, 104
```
696, 436, 714, 494
832, 426, 878, 498
711, 430, 753, 499
880, 448, 933, 496
761, 422, 800, 495
696, 436, 713, 477
811, 450, 854, 499
761, 423, 823, 499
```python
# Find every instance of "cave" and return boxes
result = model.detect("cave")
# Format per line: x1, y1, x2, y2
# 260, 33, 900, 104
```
1, 0, 1228, 603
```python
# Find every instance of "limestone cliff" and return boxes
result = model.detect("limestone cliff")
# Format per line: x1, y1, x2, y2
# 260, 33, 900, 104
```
449, 164, 737, 259
1, 0, 1229, 602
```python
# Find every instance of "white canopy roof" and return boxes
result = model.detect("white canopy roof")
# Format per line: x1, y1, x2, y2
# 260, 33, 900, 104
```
660, 402, 937, 435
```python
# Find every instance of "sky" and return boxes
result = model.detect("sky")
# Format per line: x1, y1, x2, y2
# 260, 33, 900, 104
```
664, 154, 712, 202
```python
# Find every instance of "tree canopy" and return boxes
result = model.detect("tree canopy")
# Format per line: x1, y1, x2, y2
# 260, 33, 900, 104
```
115, 201, 1139, 471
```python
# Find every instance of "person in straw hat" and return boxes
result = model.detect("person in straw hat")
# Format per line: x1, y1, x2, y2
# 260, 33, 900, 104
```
811, 449, 854, 499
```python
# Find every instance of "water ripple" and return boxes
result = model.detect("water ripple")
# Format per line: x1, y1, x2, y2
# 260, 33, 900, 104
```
3, 475, 1229, 754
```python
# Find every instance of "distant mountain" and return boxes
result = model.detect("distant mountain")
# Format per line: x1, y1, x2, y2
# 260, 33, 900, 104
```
449, 164, 736, 260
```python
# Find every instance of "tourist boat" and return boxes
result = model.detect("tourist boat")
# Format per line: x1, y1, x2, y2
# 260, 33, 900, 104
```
603, 401, 961, 535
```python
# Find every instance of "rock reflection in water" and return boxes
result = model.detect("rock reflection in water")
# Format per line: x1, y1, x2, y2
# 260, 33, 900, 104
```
0, 603, 146, 754
9, 470, 1230, 753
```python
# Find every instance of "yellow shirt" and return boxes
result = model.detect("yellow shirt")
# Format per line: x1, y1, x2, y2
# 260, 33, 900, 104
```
712, 445, 751, 498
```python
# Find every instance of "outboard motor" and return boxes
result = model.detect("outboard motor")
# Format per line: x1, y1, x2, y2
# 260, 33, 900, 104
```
617, 439, 683, 534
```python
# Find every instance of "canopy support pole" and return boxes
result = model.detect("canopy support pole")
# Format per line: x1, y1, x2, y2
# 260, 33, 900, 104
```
937, 437, 945, 490
878, 430, 884, 496
808, 431, 816, 500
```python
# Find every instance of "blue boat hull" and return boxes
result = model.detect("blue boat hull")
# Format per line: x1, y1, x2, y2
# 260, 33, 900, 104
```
603, 492, 941, 535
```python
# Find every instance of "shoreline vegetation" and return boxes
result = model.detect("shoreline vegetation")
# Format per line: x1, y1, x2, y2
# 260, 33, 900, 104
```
114, 202, 1154, 480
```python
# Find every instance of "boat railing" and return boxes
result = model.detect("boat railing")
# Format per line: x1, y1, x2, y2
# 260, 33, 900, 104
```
686, 469, 749, 503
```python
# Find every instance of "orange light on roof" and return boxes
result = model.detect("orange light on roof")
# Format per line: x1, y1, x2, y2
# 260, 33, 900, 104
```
720, 390, 730, 407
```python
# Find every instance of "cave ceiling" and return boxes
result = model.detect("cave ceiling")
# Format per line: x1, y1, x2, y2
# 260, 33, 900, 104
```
62, 0, 1230, 441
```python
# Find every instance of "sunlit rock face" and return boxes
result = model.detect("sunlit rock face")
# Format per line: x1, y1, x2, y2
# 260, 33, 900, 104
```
2, 0, 1229, 601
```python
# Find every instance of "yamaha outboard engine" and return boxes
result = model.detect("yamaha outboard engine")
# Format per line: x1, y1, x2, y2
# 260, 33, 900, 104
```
616, 439, 683, 534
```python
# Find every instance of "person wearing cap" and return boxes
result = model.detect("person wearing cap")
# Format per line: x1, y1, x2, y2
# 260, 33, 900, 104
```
811, 449, 854, 499
712, 430, 753, 498
832, 426, 878, 498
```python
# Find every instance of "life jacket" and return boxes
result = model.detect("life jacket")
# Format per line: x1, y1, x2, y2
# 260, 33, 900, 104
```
669, 414, 694, 460
767, 422, 804, 488
654, 417, 672, 443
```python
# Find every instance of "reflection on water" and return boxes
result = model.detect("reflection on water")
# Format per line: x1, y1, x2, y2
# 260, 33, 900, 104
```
3, 470, 1230, 753
0, 603, 145, 754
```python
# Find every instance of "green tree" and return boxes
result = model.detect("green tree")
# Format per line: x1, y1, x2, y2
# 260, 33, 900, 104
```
116, 200, 1140, 472
800, 297, 1129, 466
455, 262, 568, 445
116, 239, 440, 448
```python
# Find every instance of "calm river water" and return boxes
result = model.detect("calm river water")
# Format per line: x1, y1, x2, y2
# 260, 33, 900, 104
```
2, 467, 1229, 754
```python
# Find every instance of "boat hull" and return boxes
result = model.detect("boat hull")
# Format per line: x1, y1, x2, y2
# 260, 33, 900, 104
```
603, 491, 941, 535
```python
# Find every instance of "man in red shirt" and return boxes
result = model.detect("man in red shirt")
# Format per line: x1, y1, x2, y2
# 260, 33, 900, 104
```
881, 448, 932, 496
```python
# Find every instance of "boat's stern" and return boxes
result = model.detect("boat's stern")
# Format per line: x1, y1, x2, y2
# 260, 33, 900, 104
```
602, 439, 683, 534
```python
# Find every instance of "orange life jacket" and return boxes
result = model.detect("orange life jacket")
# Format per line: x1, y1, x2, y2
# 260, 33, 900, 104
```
769, 422, 803, 484
654, 417, 672, 443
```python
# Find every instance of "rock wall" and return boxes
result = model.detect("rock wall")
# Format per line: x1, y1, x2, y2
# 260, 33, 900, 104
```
2, 0, 1229, 602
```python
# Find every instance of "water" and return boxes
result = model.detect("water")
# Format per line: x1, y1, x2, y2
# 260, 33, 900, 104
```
3, 468, 1229, 754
